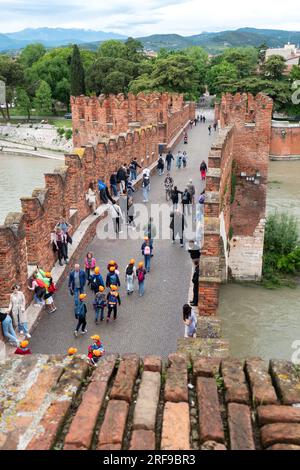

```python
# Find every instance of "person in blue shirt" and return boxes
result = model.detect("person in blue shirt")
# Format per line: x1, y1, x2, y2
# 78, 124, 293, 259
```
90, 267, 105, 295
69, 264, 86, 316
106, 266, 121, 288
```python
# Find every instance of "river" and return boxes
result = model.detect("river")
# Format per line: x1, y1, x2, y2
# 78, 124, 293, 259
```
219, 160, 300, 360
0, 153, 59, 225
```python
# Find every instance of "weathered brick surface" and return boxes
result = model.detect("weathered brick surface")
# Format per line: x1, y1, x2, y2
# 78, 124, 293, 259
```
197, 377, 224, 443
270, 125, 300, 157
161, 402, 190, 450
246, 359, 278, 406
143, 356, 162, 373
267, 444, 300, 451
270, 360, 300, 405
64, 355, 117, 450
110, 354, 140, 403
193, 357, 221, 378
228, 403, 255, 450
261, 423, 300, 448
258, 405, 300, 426
164, 353, 188, 403
25, 357, 89, 450
97, 400, 129, 450
133, 371, 160, 431
222, 359, 250, 404
130, 431, 156, 450
202, 441, 227, 451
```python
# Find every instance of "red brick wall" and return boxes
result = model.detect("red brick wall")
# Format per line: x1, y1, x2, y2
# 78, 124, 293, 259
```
270, 126, 300, 157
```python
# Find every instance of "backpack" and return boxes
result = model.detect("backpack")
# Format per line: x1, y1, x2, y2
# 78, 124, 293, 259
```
98, 180, 106, 191
137, 269, 145, 283
144, 245, 151, 256
126, 265, 134, 276
143, 176, 150, 187
94, 295, 106, 309
77, 302, 86, 319
182, 192, 189, 203
108, 273, 118, 285
48, 282, 57, 294
108, 292, 118, 304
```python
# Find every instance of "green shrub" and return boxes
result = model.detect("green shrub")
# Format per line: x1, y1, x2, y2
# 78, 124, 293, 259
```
65, 129, 73, 140
57, 127, 65, 137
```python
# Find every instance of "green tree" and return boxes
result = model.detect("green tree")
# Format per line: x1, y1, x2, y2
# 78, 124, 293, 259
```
15, 87, 32, 120
70, 44, 86, 96
98, 40, 127, 59
34, 80, 52, 114
125, 37, 144, 62
0, 55, 24, 119
206, 62, 239, 95
262, 55, 287, 80
87, 57, 136, 95
20, 43, 46, 68
257, 43, 268, 65
128, 74, 156, 94
184, 46, 208, 91
222, 47, 258, 78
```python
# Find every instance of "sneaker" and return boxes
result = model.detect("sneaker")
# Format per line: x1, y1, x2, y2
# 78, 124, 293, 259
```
180, 244, 184, 247
74, 330, 78, 337
19, 330, 24, 336
119, 231, 123, 234
51, 308, 57, 313
81, 330, 87, 335
59, 261, 63, 266
172, 240, 175, 244
26, 333, 31, 339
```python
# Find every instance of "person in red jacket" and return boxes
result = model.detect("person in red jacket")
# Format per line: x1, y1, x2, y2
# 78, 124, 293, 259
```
15, 340, 32, 355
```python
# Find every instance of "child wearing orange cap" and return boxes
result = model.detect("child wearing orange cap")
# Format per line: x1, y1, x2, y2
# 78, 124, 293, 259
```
68, 347, 78, 356
74, 293, 88, 337
90, 348, 104, 366
14, 340, 32, 355
93, 286, 107, 323
90, 266, 105, 295
107, 260, 119, 274
136, 261, 147, 296
125, 259, 136, 295
106, 285, 121, 322
87, 335, 105, 362
106, 265, 121, 288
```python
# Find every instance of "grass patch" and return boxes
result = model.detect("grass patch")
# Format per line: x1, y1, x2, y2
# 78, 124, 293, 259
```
51, 119, 73, 129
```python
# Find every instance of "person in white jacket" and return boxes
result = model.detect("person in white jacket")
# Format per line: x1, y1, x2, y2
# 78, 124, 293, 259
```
109, 202, 123, 234
9, 285, 31, 338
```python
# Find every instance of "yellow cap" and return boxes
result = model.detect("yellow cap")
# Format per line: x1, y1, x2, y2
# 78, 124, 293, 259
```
20, 340, 29, 348
108, 260, 116, 265
91, 335, 100, 341
110, 285, 118, 291
79, 293, 87, 300
144, 236, 149, 241
94, 266, 100, 274
45, 272, 52, 278
99, 286, 105, 292
93, 349, 102, 357
68, 347, 78, 356
109, 266, 115, 272
129, 259, 135, 264
138, 261, 144, 268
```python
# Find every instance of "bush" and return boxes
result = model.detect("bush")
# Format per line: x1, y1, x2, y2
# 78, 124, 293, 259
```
57, 127, 65, 137
65, 129, 73, 140
262, 212, 300, 288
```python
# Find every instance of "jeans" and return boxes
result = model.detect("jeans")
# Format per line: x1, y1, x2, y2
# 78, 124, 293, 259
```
192, 283, 199, 305
74, 287, 84, 315
144, 255, 151, 272
113, 218, 121, 233
107, 304, 117, 319
34, 293, 44, 305
143, 186, 150, 202
139, 280, 145, 296
75, 317, 87, 332
167, 161, 172, 171
119, 181, 125, 193
2, 315, 18, 344
95, 307, 105, 322
19, 321, 29, 335
111, 184, 118, 197
130, 169, 137, 181
126, 274, 134, 293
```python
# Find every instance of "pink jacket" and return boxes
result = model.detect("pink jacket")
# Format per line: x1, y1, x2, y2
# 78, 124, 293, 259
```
85, 257, 96, 269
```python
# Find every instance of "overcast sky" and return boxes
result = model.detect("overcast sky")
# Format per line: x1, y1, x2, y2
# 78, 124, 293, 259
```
1, 0, 300, 35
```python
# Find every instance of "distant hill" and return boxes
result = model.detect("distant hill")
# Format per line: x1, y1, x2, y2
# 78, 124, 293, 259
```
0, 28, 127, 52
1, 27, 300, 54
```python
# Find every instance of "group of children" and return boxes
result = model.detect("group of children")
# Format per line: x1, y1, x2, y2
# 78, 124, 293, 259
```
28, 267, 57, 313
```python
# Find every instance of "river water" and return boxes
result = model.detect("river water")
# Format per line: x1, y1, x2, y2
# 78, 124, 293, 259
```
0, 153, 58, 225
219, 160, 300, 360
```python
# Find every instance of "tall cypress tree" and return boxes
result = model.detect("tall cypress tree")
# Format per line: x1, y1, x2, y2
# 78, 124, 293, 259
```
70, 44, 86, 96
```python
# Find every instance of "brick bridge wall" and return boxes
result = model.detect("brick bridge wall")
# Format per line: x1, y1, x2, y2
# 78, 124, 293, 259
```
71, 92, 194, 149
270, 124, 300, 158
200, 93, 273, 316
0, 92, 194, 320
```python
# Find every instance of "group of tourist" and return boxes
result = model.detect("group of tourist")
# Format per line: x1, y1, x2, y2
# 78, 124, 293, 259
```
1, 111, 209, 355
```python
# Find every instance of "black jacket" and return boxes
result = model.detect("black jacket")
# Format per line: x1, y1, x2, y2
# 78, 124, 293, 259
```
200, 162, 207, 172
192, 265, 200, 285
170, 189, 182, 204
110, 173, 117, 185
182, 191, 191, 204
166, 153, 174, 163
117, 167, 126, 182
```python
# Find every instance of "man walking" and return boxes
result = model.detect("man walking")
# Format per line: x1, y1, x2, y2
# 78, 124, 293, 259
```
69, 264, 86, 316
129, 158, 141, 181
190, 261, 200, 306
170, 209, 185, 247
117, 164, 127, 194
165, 151, 174, 172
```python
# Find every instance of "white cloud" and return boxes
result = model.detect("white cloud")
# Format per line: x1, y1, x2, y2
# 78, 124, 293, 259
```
0, 0, 299, 35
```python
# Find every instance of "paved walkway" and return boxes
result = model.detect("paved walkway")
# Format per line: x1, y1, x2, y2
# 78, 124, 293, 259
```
30, 114, 216, 358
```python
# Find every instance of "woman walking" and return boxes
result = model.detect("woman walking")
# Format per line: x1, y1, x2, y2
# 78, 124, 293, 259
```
183, 304, 197, 338
53, 227, 68, 266
200, 161, 207, 181
9, 284, 31, 338
141, 237, 151, 273
137, 262, 147, 297
176, 151, 183, 169
182, 151, 188, 168
125, 259, 136, 295
85, 252, 96, 284
170, 186, 183, 211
